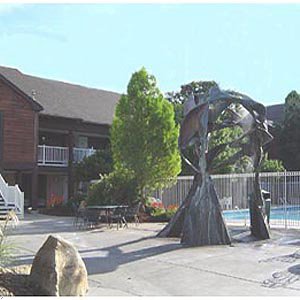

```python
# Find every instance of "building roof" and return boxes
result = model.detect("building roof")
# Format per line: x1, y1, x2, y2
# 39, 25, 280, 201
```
266, 103, 284, 124
0, 66, 120, 125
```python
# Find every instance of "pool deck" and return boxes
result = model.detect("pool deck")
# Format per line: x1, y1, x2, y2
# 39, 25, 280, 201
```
6, 213, 300, 296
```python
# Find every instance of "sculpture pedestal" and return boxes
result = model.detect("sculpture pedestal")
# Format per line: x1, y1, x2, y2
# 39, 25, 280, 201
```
157, 174, 200, 238
181, 176, 231, 246
249, 195, 270, 240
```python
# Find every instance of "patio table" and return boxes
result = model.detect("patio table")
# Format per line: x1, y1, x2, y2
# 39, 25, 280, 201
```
86, 205, 129, 228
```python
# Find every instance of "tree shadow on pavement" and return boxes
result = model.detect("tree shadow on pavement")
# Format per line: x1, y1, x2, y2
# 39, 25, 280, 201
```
82, 237, 181, 275
10, 235, 182, 276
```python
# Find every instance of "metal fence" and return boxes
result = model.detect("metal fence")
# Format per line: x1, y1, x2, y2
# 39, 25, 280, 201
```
152, 171, 300, 229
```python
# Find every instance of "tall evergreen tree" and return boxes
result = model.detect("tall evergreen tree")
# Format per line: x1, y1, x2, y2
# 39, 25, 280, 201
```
111, 68, 181, 198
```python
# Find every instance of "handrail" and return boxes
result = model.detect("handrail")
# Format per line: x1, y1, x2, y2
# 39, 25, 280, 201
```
73, 147, 96, 152
38, 145, 69, 166
0, 174, 24, 219
39, 145, 69, 151
73, 147, 96, 163
38, 145, 96, 166
0, 173, 8, 204
14, 184, 24, 219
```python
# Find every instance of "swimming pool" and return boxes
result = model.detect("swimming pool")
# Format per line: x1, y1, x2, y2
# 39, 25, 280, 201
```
222, 205, 300, 221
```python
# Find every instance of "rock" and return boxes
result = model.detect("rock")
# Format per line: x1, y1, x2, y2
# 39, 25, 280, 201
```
0, 265, 33, 296
30, 235, 88, 296
9, 264, 31, 275
0, 286, 13, 296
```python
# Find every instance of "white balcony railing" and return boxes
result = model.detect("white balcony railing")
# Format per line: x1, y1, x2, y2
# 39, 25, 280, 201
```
38, 145, 96, 167
38, 145, 69, 166
73, 147, 96, 163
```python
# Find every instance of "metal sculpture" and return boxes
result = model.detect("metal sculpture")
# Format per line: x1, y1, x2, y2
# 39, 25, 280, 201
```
158, 85, 272, 245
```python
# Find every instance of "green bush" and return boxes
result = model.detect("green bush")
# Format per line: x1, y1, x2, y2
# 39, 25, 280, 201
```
144, 197, 179, 221
165, 205, 179, 219
87, 169, 139, 206
74, 148, 113, 182
66, 193, 87, 208
0, 216, 16, 267
259, 157, 285, 172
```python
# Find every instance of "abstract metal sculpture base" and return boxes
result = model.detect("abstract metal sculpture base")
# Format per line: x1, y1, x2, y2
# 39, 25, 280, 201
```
181, 175, 231, 246
158, 173, 200, 238
158, 174, 231, 246
249, 195, 270, 240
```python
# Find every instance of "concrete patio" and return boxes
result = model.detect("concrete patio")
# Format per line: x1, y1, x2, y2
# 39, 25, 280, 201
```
6, 213, 300, 296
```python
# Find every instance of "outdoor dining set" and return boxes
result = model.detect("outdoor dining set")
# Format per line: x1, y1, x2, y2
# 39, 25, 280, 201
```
72, 203, 140, 230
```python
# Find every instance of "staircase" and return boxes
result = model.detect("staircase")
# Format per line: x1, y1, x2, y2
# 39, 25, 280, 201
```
0, 192, 17, 218
0, 174, 24, 219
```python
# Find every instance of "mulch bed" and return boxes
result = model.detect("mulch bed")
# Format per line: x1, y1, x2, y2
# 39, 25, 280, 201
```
38, 207, 73, 217
0, 265, 34, 296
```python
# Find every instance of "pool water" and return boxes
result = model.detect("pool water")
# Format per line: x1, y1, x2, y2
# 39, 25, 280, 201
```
222, 206, 300, 221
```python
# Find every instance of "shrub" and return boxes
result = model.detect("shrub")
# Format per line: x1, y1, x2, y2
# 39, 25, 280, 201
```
46, 194, 64, 209
67, 193, 87, 208
87, 169, 139, 206
259, 157, 285, 172
165, 204, 179, 219
40, 195, 75, 216
144, 197, 178, 221
144, 197, 162, 215
74, 148, 113, 182
0, 215, 16, 267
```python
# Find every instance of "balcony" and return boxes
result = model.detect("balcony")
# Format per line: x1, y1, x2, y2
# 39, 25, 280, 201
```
73, 147, 96, 163
38, 145, 96, 167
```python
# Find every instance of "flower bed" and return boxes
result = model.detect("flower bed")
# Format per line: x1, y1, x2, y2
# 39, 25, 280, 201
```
39, 194, 74, 216
145, 197, 178, 222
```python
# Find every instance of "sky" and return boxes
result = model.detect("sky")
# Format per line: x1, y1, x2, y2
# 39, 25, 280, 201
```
1, 3, 300, 105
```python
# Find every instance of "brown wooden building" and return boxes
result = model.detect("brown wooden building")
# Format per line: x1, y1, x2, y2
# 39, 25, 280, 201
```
0, 66, 120, 209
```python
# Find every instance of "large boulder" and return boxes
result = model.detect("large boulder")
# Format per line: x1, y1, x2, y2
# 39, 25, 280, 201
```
30, 235, 88, 296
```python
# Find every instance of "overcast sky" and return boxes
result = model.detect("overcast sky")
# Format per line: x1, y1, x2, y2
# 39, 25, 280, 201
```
1, 3, 300, 105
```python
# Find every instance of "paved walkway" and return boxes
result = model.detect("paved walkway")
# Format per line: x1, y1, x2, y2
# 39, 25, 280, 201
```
6, 213, 300, 296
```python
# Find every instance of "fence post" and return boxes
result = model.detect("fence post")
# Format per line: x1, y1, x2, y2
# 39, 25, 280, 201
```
284, 170, 287, 230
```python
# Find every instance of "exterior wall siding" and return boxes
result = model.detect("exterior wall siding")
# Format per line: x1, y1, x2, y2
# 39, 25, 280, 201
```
0, 79, 37, 168
0, 75, 112, 207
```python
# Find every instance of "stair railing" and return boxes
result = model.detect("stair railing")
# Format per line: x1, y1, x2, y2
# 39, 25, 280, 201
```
0, 173, 9, 204
0, 174, 24, 219
14, 185, 24, 219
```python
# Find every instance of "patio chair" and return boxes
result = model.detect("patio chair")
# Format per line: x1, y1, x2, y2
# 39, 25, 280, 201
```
72, 202, 81, 227
83, 209, 100, 229
124, 203, 141, 227
72, 203, 88, 229
110, 207, 127, 230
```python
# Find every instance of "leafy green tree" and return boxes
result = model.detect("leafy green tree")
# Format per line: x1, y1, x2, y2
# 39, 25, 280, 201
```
87, 168, 138, 206
278, 90, 300, 170
166, 81, 247, 175
208, 126, 248, 174
284, 90, 300, 122
166, 80, 218, 104
74, 148, 113, 182
111, 68, 181, 198
259, 156, 284, 172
